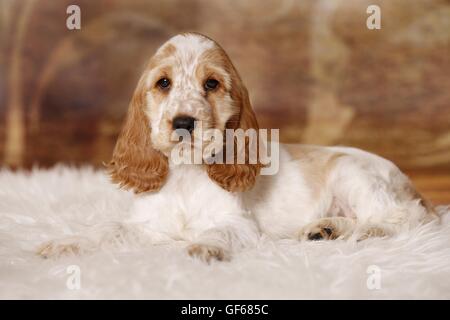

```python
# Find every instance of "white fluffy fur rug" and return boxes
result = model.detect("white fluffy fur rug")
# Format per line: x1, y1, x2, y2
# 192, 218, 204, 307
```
0, 166, 449, 299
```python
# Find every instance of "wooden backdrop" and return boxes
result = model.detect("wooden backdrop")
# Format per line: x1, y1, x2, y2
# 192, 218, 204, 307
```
0, 0, 449, 203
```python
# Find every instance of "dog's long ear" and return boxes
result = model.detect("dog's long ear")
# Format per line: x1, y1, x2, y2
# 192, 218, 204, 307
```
206, 71, 261, 192
107, 71, 169, 193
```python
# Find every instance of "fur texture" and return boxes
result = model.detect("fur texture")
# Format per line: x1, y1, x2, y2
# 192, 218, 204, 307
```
0, 166, 449, 299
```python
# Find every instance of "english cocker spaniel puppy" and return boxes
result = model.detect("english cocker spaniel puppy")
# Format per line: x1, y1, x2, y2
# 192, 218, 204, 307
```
38, 33, 437, 262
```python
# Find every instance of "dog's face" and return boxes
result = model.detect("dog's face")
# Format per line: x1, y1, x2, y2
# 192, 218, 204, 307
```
108, 33, 260, 194
146, 35, 238, 154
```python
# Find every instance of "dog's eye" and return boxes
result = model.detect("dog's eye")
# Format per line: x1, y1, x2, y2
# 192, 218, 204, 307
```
204, 79, 219, 91
157, 78, 171, 90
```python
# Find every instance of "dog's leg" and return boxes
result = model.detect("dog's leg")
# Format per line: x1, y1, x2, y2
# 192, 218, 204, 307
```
298, 217, 357, 241
187, 221, 259, 263
354, 224, 393, 241
187, 242, 230, 263
37, 236, 95, 259
37, 222, 148, 259
186, 228, 234, 263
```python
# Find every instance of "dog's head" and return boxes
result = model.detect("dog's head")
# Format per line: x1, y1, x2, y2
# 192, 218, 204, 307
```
108, 33, 260, 193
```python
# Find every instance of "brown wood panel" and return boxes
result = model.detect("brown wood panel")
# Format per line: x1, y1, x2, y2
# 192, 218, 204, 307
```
407, 170, 450, 205
0, 0, 449, 204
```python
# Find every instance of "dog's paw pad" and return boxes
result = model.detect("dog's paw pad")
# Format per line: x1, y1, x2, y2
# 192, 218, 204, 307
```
308, 232, 323, 241
187, 244, 230, 263
301, 225, 337, 241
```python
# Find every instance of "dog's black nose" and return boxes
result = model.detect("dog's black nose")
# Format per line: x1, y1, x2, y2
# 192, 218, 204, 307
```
172, 116, 196, 133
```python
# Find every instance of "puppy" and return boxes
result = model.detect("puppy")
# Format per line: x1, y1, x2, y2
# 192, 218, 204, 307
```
38, 33, 437, 262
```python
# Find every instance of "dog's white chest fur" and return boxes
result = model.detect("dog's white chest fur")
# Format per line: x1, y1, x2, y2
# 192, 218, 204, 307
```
127, 164, 252, 244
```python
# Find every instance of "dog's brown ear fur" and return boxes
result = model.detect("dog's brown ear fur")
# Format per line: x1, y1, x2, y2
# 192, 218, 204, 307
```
107, 72, 169, 193
206, 64, 261, 192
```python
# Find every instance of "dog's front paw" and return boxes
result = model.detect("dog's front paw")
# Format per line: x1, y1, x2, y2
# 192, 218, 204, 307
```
300, 225, 336, 241
187, 244, 230, 263
355, 225, 390, 241
37, 237, 92, 259
298, 217, 356, 241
